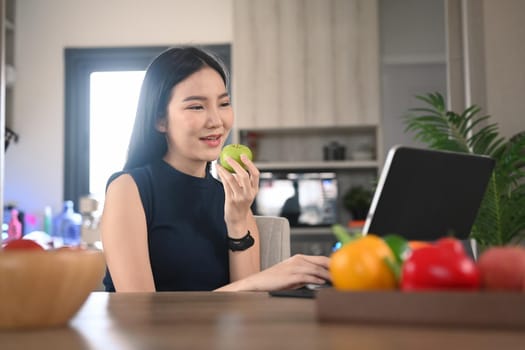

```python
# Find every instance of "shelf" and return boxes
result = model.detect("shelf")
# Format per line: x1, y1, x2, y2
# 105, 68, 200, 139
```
256, 160, 378, 171
237, 123, 380, 248
239, 126, 379, 166
240, 125, 378, 134
291, 227, 333, 236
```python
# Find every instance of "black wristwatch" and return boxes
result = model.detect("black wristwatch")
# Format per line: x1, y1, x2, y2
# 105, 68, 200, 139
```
228, 230, 255, 251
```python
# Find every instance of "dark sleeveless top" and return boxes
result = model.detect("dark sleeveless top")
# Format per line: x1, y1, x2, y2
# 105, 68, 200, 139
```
103, 159, 230, 291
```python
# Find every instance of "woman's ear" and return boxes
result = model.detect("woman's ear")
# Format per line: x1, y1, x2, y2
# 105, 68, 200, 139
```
156, 118, 167, 132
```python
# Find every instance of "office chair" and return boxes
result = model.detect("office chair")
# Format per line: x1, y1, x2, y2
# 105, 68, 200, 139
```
255, 216, 291, 270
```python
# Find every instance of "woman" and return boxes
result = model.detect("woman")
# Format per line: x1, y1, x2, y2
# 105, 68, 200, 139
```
101, 46, 330, 292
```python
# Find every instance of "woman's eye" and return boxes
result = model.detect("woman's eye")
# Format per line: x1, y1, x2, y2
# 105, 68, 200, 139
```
220, 101, 231, 107
188, 105, 204, 110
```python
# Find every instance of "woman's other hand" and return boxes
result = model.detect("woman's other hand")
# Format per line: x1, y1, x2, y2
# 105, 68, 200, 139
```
217, 254, 331, 292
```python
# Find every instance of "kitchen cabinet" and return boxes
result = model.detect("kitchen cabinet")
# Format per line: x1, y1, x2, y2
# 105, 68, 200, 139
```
232, 0, 380, 128
232, 0, 381, 255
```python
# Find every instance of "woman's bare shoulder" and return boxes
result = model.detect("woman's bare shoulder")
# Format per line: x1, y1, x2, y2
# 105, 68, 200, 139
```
106, 173, 139, 200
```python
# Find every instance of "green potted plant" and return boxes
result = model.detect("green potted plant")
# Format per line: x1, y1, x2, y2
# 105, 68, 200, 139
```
404, 92, 525, 248
342, 185, 373, 223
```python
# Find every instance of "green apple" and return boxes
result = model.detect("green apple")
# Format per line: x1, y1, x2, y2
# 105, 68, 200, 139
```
220, 144, 253, 173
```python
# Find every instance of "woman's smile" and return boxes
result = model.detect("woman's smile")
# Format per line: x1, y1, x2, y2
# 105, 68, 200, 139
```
200, 134, 222, 148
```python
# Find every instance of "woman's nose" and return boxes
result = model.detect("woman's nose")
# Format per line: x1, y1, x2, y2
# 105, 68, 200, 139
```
206, 107, 223, 127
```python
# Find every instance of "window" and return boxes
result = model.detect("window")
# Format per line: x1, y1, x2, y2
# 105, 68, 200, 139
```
89, 70, 145, 197
64, 45, 231, 209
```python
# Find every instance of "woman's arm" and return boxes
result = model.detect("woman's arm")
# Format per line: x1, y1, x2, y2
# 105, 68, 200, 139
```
227, 211, 261, 282
100, 174, 156, 292
216, 254, 331, 292
216, 154, 262, 282
215, 155, 331, 292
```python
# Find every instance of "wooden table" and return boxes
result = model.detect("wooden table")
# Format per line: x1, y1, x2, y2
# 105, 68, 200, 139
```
1, 291, 525, 349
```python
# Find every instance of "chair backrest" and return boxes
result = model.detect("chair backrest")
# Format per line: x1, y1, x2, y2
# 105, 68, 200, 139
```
255, 215, 291, 270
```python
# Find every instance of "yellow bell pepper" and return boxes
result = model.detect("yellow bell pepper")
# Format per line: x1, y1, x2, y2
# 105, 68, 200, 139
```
329, 234, 397, 291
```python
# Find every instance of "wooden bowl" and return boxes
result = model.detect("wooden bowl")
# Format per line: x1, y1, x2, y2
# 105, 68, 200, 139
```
0, 249, 106, 329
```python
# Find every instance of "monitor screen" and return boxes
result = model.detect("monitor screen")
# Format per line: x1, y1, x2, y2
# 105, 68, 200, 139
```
253, 172, 338, 227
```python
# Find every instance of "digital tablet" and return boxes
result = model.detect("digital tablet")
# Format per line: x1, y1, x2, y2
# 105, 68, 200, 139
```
269, 287, 316, 299
268, 283, 332, 299
362, 146, 495, 240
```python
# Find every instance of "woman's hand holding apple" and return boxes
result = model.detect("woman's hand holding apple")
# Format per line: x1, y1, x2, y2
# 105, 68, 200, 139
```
216, 145, 259, 238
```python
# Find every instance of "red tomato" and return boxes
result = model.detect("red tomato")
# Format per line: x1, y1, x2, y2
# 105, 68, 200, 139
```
477, 246, 525, 291
2, 238, 45, 251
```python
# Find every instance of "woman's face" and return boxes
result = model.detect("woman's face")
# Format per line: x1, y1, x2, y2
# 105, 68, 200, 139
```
159, 66, 233, 174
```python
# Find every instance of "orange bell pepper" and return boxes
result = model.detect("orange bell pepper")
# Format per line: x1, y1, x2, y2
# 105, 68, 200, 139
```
330, 234, 397, 291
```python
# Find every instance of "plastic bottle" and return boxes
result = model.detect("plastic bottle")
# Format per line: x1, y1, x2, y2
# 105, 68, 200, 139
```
53, 201, 82, 247
7, 208, 22, 242
44, 206, 53, 236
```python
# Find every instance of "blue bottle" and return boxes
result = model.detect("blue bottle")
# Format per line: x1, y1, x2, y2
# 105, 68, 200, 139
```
53, 201, 82, 247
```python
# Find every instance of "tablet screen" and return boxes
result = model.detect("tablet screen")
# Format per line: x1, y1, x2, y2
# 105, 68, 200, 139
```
363, 146, 495, 240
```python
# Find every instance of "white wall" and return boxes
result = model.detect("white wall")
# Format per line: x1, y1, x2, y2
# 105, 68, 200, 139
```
5, 0, 233, 220
482, 0, 525, 139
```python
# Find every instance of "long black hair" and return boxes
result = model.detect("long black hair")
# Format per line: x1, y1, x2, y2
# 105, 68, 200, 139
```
123, 46, 229, 171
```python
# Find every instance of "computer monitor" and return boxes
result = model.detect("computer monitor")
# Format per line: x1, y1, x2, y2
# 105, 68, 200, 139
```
254, 171, 338, 227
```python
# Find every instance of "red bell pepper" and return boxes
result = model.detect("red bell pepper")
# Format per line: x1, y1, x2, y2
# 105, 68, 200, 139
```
401, 237, 480, 291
